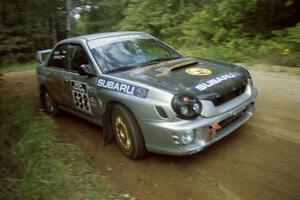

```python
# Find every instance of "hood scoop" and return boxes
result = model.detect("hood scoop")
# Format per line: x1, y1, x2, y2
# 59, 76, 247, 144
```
116, 57, 248, 96
155, 60, 198, 77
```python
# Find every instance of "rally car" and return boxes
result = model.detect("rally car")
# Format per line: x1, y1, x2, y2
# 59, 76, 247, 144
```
36, 32, 257, 159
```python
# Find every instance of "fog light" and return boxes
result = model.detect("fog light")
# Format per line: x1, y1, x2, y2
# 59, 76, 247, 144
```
181, 130, 195, 145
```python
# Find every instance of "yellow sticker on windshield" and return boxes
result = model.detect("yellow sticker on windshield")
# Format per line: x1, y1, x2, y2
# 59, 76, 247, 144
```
185, 67, 212, 76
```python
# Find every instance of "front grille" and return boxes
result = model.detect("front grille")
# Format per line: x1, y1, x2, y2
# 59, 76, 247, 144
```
217, 110, 245, 131
213, 84, 246, 106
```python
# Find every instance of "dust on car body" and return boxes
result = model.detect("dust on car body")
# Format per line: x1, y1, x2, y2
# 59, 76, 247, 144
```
36, 32, 257, 159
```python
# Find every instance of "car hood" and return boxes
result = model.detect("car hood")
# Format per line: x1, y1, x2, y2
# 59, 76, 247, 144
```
113, 57, 249, 99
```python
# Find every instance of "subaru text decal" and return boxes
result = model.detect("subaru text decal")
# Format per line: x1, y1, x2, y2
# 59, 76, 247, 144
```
195, 73, 238, 91
97, 78, 148, 98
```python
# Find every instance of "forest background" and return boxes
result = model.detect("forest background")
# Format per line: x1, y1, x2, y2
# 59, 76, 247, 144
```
1, 0, 300, 68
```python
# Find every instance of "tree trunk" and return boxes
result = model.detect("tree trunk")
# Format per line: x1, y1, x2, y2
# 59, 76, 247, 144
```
0, 0, 5, 27
51, 13, 57, 45
66, 0, 72, 38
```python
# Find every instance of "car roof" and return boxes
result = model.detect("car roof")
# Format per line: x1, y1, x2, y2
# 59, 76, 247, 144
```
61, 31, 148, 43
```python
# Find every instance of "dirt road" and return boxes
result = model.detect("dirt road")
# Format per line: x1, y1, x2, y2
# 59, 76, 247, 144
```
3, 67, 300, 200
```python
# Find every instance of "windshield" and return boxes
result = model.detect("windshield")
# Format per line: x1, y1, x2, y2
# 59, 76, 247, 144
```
88, 36, 182, 73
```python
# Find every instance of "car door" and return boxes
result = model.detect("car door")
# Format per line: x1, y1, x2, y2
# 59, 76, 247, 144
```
62, 43, 101, 118
45, 44, 68, 105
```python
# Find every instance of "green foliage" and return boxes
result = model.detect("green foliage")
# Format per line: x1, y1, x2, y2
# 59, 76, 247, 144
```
116, 0, 300, 66
1, 0, 300, 67
0, 0, 67, 65
0, 62, 36, 73
177, 0, 300, 66
76, 0, 127, 34
256, 23, 300, 66
0, 92, 110, 200
118, 0, 201, 45
284, 22, 300, 49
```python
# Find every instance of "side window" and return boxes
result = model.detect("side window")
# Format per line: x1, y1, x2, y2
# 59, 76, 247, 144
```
67, 44, 90, 72
48, 45, 67, 69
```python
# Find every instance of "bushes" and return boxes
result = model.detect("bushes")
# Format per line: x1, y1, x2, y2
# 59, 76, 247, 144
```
2, 0, 299, 67
119, 0, 300, 67
253, 23, 300, 66
0, 93, 109, 200
179, 14, 300, 67
0, 62, 36, 73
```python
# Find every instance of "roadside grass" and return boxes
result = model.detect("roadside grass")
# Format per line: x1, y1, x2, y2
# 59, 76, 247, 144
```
0, 62, 36, 73
0, 90, 114, 199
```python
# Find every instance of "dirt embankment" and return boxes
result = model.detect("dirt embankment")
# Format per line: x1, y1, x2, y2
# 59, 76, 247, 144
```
3, 67, 300, 200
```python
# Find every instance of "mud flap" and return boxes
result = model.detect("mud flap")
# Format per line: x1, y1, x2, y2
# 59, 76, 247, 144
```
103, 113, 114, 144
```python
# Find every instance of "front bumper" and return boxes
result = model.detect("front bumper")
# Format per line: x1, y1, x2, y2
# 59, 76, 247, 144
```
140, 86, 257, 156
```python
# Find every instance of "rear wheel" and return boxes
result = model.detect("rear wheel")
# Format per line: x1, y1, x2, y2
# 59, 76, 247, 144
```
111, 104, 147, 159
42, 90, 58, 116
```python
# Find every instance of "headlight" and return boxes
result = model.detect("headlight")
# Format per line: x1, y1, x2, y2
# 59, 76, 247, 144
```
171, 95, 202, 119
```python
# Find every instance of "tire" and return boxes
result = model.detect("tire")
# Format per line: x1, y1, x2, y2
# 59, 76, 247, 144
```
111, 104, 147, 159
41, 89, 59, 116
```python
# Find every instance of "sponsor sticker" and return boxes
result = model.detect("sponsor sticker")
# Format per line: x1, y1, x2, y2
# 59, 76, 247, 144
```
185, 67, 212, 76
97, 78, 148, 98
195, 73, 238, 91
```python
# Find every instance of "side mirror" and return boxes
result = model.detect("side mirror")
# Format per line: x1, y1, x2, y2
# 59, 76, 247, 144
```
78, 64, 94, 76
36, 49, 52, 64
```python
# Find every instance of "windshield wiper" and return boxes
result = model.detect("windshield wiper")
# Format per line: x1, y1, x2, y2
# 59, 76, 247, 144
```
105, 65, 140, 74
140, 56, 182, 67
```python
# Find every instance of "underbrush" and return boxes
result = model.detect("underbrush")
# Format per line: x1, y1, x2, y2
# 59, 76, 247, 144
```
179, 37, 300, 68
0, 92, 110, 199
179, 21, 300, 68
0, 62, 36, 73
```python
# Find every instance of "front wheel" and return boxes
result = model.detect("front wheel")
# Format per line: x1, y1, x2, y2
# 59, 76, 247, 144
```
111, 104, 147, 159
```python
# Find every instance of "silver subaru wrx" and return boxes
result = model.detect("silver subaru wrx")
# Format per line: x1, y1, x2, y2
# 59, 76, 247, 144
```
36, 32, 257, 159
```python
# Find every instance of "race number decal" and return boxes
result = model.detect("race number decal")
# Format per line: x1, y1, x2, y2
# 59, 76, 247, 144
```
71, 80, 92, 114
